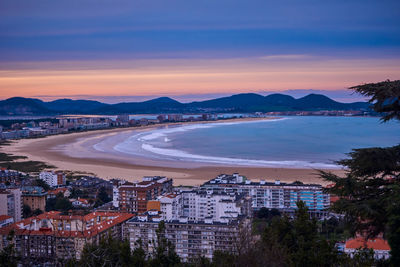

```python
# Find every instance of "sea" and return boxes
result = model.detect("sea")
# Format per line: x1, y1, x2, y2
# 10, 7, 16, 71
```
92, 116, 400, 169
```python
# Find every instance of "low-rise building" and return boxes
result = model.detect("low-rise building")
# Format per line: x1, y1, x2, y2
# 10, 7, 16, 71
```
0, 211, 133, 261
344, 237, 391, 260
72, 198, 92, 208
47, 187, 71, 199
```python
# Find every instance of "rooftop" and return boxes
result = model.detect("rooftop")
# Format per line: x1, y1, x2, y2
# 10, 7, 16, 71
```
345, 237, 390, 251
0, 211, 134, 238
21, 186, 47, 196
0, 215, 13, 221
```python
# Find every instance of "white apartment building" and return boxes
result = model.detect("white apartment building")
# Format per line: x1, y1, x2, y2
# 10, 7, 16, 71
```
39, 171, 66, 187
202, 174, 330, 217
0, 188, 22, 222
157, 190, 250, 224
125, 212, 247, 261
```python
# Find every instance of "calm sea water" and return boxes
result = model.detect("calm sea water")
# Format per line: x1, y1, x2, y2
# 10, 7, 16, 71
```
110, 116, 400, 168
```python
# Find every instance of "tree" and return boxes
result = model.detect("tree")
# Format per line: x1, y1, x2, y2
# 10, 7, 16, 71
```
22, 204, 32, 218
350, 79, 400, 122
0, 230, 18, 267
46, 194, 73, 212
150, 221, 180, 267
97, 186, 111, 203
32, 208, 43, 216
321, 80, 400, 265
263, 201, 345, 266
33, 179, 50, 191
79, 235, 133, 267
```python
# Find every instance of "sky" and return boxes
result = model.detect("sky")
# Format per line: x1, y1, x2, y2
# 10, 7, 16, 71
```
0, 0, 399, 103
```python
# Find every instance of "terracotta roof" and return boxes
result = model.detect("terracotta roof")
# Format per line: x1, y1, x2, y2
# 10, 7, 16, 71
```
164, 193, 177, 199
345, 237, 390, 251
0, 211, 134, 238
48, 188, 68, 195
0, 215, 12, 221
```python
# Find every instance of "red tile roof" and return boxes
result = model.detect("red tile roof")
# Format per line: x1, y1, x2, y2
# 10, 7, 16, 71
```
345, 237, 390, 251
48, 188, 68, 195
0, 215, 12, 221
0, 211, 134, 238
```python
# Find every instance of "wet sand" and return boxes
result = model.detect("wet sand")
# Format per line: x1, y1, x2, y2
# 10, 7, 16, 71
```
2, 118, 345, 186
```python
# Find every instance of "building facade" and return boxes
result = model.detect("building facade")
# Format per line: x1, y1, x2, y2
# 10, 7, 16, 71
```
125, 212, 246, 261
39, 171, 66, 187
344, 237, 391, 260
0, 188, 22, 222
21, 186, 47, 212
115, 176, 173, 213
202, 174, 330, 217
0, 211, 133, 261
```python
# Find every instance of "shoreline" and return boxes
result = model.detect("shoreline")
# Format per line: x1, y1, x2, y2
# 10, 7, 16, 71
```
2, 117, 345, 186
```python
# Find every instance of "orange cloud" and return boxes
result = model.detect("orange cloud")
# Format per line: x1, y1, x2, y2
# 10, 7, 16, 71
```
1, 56, 399, 99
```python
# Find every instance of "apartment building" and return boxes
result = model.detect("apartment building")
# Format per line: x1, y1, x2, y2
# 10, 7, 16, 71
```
124, 211, 246, 261
39, 171, 66, 187
202, 173, 330, 217
0, 169, 21, 184
0, 211, 133, 261
182, 190, 250, 223
0, 188, 22, 222
21, 186, 47, 212
115, 176, 173, 213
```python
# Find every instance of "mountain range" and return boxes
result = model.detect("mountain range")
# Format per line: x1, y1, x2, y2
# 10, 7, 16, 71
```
0, 93, 370, 116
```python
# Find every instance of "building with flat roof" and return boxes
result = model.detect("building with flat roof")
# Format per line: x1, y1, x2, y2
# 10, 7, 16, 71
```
0, 169, 21, 185
202, 173, 330, 217
39, 171, 66, 187
0, 211, 134, 261
21, 186, 47, 213
124, 211, 247, 262
115, 176, 173, 213
0, 188, 22, 222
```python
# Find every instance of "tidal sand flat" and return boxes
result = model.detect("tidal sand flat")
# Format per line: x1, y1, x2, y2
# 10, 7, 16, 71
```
4, 116, 399, 185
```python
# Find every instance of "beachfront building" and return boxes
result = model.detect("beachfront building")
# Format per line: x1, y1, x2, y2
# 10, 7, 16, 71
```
155, 190, 251, 223
39, 171, 66, 187
58, 117, 111, 130
344, 237, 391, 260
0, 211, 133, 261
21, 186, 47, 213
124, 211, 247, 262
0, 188, 22, 222
115, 176, 173, 213
201, 173, 330, 217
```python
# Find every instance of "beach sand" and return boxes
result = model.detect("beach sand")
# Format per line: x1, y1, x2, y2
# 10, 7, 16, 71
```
2, 118, 346, 186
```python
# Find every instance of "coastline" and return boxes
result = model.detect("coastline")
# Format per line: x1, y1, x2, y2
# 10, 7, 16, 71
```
2, 117, 345, 186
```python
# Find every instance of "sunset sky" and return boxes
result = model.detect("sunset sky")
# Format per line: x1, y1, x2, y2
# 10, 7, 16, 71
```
1, 0, 399, 103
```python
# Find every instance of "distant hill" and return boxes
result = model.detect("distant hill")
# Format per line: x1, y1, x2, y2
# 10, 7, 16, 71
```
0, 93, 370, 116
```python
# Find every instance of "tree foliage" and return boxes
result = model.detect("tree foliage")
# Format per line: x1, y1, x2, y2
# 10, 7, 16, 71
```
350, 79, 400, 122
79, 235, 133, 267
321, 80, 400, 265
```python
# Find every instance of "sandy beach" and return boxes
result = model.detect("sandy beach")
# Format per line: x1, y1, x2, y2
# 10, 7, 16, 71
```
2, 118, 345, 186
